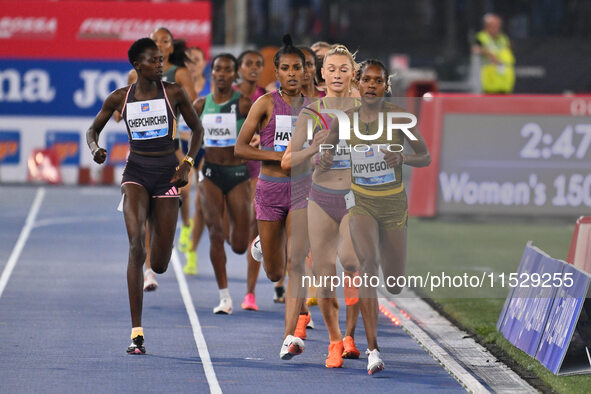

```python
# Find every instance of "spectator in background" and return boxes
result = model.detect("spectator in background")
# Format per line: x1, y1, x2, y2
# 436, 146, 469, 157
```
472, 13, 515, 94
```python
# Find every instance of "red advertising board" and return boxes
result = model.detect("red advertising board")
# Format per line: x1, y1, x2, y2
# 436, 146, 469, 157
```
0, 0, 211, 60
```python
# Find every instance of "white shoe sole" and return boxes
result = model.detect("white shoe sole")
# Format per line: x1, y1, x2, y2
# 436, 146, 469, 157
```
280, 338, 304, 360
367, 360, 384, 375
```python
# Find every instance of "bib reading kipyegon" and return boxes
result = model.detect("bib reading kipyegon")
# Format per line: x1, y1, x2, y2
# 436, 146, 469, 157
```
202, 113, 237, 147
126, 99, 169, 140
351, 144, 396, 186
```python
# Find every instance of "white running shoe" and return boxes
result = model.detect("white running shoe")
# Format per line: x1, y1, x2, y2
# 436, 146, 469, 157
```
213, 297, 233, 315
250, 235, 263, 263
366, 349, 385, 375
143, 268, 158, 292
279, 335, 305, 360
306, 316, 315, 329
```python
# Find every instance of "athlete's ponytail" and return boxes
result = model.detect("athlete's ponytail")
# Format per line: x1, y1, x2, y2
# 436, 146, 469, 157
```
169, 39, 190, 68
273, 34, 306, 68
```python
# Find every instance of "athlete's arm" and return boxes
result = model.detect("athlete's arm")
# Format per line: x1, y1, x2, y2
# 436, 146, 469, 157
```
169, 84, 204, 187
193, 97, 206, 117
175, 67, 198, 103
238, 95, 253, 117
401, 127, 430, 167
315, 115, 340, 172
86, 89, 125, 164
281, 109, 327, 170
113, 70, 137, 122
235, 95, 282, 162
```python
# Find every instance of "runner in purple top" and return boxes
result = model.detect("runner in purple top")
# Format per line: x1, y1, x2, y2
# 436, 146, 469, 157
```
235, 34, 310, 361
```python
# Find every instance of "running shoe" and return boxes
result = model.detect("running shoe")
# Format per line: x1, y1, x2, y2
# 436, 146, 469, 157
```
213, 297, 233, 314
273, 286, 285, 303
143, 268, 158, 292
178, 219, 193, 253
294, 312, 312, 340
325, 340, 344, 368
250, 235, 263, 263
366, 349, 385, 375
342, 336, 360, 359
279, 335, 305, 360
183, 249, 198, 275
306, 296, 318, 306
241, 293, 258, 311
307, 315, 315, 329
126, 335, 146, 355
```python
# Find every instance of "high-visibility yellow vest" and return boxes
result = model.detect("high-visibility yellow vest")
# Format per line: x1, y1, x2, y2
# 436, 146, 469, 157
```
476, 31, 515, 93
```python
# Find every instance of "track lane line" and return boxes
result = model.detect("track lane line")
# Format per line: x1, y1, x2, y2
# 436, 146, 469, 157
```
171, 248, 222, 394
0, 187, 45, 300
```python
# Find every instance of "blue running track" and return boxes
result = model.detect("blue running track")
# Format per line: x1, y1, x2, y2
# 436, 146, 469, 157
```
0, 186, 464, 393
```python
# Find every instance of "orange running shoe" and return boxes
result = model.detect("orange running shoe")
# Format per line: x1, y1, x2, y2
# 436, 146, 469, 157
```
342, 336, 360, 359
325, 340, 344, 368
294, 312, 311, 339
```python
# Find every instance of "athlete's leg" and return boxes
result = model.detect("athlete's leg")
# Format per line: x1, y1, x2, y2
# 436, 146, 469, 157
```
257, 219, 286, 282
379, 226, 407, 295
338, 214, 361, 339
349, 213, 381, 351
143, 220, 159, 292
308, 200, 341, 342
225, 180, 251, 254
185, 177, 205, 275
284, 208, 309, 338
200, 178, 228, 289
246, 185, 260, 294
147, 197, 180, 274
122, 184, 150, 328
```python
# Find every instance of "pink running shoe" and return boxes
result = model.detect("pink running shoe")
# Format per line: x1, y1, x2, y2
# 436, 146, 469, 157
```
241, 293, 258, 311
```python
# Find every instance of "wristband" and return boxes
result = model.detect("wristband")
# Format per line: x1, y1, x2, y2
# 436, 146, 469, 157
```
183, 156, 195, 167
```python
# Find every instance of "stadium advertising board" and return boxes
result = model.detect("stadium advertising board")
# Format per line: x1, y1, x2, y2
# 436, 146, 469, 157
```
0, 1, 211, 183
409, 95, 591, 217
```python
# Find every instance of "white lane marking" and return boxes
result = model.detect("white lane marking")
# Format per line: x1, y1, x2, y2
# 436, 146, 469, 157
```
0, 188, 46, 300
33, 215, 116, 229
378, 297, 490, 394
171, 248, 222, 394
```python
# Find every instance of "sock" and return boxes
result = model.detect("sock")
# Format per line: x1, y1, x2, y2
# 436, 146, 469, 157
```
131, 327, 143, 339
219, 288, 230, 300
300, 312, 309, 316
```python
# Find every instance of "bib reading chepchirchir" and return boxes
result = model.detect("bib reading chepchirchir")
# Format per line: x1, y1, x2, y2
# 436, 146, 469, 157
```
126, 99, 169, 140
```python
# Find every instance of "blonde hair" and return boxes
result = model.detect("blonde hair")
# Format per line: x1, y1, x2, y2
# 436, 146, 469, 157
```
323, 44, 357, 73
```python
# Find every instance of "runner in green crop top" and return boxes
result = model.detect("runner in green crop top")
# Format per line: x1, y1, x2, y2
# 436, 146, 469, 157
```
193, 53, 252, 314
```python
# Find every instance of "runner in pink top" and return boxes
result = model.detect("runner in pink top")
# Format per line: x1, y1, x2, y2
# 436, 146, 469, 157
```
235, 34, 311, 361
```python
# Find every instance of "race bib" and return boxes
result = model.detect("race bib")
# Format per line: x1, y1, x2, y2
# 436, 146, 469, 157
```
274, 115, 296, 152
331, 139, 351, 169
202, 113, 237, 147
126, 99, 169, 140
351, 145, 395, 186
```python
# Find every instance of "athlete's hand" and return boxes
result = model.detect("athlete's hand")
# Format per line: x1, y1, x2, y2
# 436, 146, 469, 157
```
249, 133, 260, 148
316, 150, 333, 172
379, 148, 405, 167
92, 148, 107, 164
171, 161, 191, 188
310, 129, 328, 150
